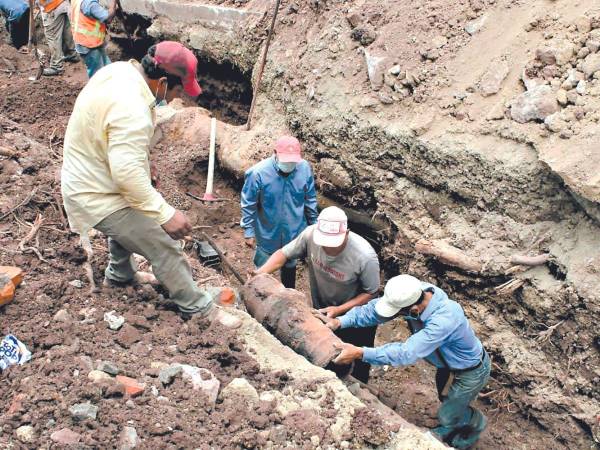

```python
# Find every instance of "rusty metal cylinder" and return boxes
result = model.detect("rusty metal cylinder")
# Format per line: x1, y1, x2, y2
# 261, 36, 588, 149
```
242, 274, 343, 368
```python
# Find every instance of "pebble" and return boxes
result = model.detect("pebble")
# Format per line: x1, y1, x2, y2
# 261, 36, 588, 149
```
431, 35, 448, 48
116, 324, 141, 348
50, 428, 81, 445
574, 16, 592, 33
97, 361, 120, 376
16, 425, 35, 443
159, 365, 183, 386
53, 309, 73, 323
465, 15, 487, 35
576, 80, 587, 95
69, 402, 98, 421
69, 280, 83, 288
119, 426, 140, 450
88, 369, 112, 383
556, 89, 568, 106
388, 64, 401, 75
104, 310, 125, 330
222, 378, 259, 405
310, 435, 320, 446
116, 375, 145, 397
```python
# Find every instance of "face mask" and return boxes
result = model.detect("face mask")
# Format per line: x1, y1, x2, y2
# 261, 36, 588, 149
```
277, 161, 296, 173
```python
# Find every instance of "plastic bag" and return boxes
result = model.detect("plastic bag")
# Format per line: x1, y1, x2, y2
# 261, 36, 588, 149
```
0, 334, 32, 372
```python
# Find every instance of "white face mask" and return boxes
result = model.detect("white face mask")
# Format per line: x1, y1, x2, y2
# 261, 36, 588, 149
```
155, 81, 168, 107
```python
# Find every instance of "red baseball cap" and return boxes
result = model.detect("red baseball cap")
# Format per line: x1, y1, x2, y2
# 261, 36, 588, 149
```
275, 136, 302, 163
153, 41, 202, 97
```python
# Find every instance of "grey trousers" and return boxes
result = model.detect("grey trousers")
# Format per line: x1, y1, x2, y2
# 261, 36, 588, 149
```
94, 207, 214, 315
40, 2, 76, 70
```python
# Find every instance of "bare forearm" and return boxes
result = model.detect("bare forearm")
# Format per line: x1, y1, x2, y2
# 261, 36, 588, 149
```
256, 250, 287, 274
336, 292, 375, 316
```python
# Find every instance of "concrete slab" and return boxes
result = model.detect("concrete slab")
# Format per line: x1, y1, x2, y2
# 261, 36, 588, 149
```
120, 0, 261, 30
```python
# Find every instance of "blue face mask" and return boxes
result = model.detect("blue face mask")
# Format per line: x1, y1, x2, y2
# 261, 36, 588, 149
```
277, 161, 296, 173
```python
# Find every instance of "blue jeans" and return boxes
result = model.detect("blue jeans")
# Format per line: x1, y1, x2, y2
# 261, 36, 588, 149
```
254, 246, 296, 289
433, 351, 491, 449
82, 47, 110, 78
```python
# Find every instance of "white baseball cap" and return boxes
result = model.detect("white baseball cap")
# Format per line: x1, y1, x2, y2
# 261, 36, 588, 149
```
375, 275, 423, 318
313, 206, 348, 248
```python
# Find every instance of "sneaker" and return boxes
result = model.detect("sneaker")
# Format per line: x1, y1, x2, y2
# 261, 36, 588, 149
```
42, 67, 63, 76
205, 305, 242, 329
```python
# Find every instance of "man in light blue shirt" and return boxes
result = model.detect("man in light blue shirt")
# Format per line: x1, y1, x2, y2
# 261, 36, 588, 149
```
240, 136, 318, 288
321, 274, 490, 449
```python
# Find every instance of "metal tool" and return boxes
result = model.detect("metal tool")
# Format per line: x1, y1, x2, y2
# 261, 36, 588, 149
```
202, 117, 218, 201
199, 232, 245, 285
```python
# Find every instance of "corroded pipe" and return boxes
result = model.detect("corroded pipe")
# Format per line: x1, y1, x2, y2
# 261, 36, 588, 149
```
242, 274, 343, 368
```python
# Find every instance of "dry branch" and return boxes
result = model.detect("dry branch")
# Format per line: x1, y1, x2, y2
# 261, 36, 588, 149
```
496, 278, 525, 295
536, 320, 564, 344
510, 254, 550, 267
414, 239, 483, 273
18, 213, 46, 261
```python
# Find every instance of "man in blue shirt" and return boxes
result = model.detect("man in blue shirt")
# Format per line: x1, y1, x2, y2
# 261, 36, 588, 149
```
321, 274, 491, 449
0, 0, 29, 49
240, 135, 318, 288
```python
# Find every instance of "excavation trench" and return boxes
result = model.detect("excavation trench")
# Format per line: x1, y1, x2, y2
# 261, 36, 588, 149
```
111, 3, 600, 448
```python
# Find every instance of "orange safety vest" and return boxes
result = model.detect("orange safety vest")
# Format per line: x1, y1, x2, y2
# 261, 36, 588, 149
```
39, 0, 63, 13
70, 0, 106, 49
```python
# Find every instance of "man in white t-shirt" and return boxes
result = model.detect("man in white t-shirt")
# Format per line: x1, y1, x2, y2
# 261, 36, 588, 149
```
255, 206, 381, 382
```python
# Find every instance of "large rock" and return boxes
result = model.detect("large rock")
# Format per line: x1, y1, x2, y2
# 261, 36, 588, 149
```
364, 49, 388, 91
582, 53, 600, 79
536, 39, 575, 66
510, 85, 559, 123
539, 136, 600, 203
479, 60, 510, 96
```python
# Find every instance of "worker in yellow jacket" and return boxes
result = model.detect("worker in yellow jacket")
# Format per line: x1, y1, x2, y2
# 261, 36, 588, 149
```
37, 0, 78, 76
61, 41, 241, 329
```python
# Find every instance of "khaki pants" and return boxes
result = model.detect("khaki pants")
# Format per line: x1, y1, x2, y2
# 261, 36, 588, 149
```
95, 207, 214, 315
40, 1, 76, 70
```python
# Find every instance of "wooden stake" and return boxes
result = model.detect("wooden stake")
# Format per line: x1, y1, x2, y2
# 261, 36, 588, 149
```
245, 0, 281, 130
